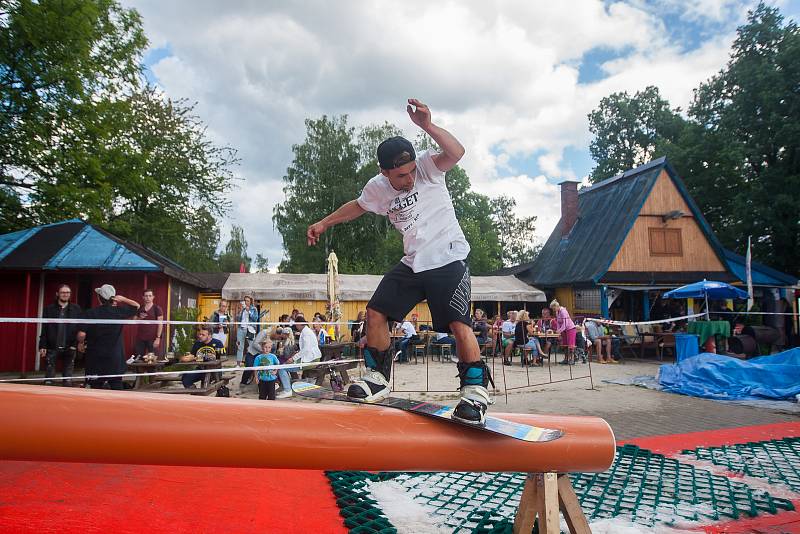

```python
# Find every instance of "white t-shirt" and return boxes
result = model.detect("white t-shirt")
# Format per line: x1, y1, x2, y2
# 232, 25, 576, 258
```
357, 150, 470, 273
400, 321, 416, 338
297, 325, 321, 363
501, 320, 516, 336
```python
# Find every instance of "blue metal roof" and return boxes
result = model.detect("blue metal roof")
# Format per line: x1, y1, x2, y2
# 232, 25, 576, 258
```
0, 220, 206, 288
723, 248, 798, 287
46, 225, 158, 270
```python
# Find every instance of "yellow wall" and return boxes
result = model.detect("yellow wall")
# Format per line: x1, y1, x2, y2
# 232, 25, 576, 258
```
554, 287, 575, 314
197, 293, 221, 321
608, 170, 726, 273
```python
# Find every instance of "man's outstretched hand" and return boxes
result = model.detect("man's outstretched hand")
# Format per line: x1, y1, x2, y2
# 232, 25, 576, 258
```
407, 98, 431, 130
307, 221, 326, 246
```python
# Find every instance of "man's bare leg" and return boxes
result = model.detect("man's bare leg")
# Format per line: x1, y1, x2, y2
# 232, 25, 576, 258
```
366, 308, 390, 351
452, 321, 480, 363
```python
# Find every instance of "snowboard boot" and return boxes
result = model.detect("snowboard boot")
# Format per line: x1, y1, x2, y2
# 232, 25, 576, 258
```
453, 360, 494, 426
347, 346, 392, 402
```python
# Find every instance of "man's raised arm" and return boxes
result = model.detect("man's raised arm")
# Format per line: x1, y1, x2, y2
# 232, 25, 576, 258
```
406, 98, 464, 172
307, 200, 367, 246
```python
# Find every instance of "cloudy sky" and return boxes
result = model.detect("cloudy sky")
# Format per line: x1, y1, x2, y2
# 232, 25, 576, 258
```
123, 0, 799, 269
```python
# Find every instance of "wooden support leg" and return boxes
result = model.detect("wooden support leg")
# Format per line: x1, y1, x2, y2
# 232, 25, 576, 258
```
512, 474, 539, 533
513, 473, 592, 534
540, 472, 560, 533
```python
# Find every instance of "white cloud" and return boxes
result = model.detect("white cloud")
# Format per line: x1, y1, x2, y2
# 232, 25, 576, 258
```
122, 0, 749, 266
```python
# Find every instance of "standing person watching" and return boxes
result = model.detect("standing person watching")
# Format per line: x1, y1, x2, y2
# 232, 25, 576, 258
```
210, 300, 230, 350
550, 299, 577, 365
38, 284, 83, 386
235, 295, 259, 367
307, 99, 493, 424
134, 289, 164, 356
81, 285, 139, 390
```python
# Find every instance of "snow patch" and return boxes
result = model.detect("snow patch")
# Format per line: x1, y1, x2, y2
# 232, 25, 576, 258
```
367, 479, 450, 534
587, 517, 699, 533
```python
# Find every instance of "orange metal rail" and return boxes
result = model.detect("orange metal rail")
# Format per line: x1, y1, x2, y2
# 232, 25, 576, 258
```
0, 384, 615, 473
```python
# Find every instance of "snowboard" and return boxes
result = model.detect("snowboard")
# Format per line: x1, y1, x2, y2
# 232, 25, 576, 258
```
291, 381, 563, 442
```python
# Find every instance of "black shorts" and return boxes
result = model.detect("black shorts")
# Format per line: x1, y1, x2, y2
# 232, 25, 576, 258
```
367, 260, 471, 333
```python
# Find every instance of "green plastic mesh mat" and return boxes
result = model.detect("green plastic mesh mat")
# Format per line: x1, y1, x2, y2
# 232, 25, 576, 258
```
681, 436, 800, 493
326, 444, 795, 533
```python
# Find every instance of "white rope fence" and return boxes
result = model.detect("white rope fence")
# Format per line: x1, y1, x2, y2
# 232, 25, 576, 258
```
586, 312, 706, 327
0, 358, 362, 383
0, 317, 362, 326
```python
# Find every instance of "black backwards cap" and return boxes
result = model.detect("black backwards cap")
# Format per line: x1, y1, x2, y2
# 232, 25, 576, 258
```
377, 136, 416, 170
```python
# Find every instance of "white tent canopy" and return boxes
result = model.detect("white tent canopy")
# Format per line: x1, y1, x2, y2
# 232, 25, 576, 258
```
222, 273, 545, 302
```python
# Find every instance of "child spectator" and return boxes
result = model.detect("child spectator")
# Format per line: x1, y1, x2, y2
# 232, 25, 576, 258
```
254, 339, 280, 400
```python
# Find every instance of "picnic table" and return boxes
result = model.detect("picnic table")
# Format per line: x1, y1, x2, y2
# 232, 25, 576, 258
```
144, 357, 232, 396
304, 342, 358, 387
126, 359, 169, 389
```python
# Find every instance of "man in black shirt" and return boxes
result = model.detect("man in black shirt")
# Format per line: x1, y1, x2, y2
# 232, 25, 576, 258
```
81, 284, 139, 390
38, 284, 83, 386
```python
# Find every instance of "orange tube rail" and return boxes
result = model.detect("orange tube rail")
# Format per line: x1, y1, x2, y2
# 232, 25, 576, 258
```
0, 384, 615, 473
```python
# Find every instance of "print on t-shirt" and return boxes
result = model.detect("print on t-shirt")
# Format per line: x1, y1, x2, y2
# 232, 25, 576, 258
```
357, 150, 470, 273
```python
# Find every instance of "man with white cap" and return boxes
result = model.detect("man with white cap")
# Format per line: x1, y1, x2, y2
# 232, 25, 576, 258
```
80, 284, 139, 390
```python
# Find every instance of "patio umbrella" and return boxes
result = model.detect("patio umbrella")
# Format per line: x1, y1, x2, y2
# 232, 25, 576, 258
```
662, 279, 749, 319
326, 252, 340, 329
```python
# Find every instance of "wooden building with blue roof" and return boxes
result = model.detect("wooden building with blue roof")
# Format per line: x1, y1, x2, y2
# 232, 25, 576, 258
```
0, 219, 207, 373
513, 158, 798, 325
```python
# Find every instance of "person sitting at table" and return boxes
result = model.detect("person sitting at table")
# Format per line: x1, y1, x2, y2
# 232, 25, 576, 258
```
510, 310, 543, 366
295, 315, 321, 364
351, 311, 366, 344
535, 307, 555, 355
584, 319, 616, 364
312, 317, 330, 346
432, 331, 458, 362
253, 338, 281, 401
394, 316, 420, 363
501, 310, 517, 365
472, 308, 489, 346
524, 318, 545, 365
491, 314, 503, 354
550, 299, 577, 365
182, 325, 225, 389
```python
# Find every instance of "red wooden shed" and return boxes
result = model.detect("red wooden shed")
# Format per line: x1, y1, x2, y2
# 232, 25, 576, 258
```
0, 219, 206, 373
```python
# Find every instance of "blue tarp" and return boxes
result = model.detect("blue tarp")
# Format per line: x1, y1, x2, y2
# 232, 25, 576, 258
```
658, 348, 800, 401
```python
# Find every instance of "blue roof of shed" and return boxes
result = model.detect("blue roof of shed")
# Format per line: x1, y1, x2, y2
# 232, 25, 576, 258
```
46, 225, 158, 270
723, 248, 798, 287
0, 219, 205, 286
518, 158, 733, 287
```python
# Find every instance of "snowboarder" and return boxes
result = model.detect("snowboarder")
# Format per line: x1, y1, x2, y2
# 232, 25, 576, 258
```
307, 98, 492, 425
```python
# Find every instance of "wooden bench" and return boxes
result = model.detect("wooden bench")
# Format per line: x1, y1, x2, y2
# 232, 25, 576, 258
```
303, 342, 359, 387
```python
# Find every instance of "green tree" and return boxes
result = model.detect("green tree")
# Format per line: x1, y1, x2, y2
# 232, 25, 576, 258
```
587, 86, 688, 183
217, 225, 251, 273
0, 0, 238, 271
586, 3, 799, 276
1, 0, 145, 230
686, 3, 800, 276
490, 196, 540, 266
253, 253, 270, 273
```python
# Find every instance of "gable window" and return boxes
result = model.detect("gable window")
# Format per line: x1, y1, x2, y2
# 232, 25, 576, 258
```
649, 227, 682, 256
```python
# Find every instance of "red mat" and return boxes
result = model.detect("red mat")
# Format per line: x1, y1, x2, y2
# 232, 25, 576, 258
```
0, 462, 345, 534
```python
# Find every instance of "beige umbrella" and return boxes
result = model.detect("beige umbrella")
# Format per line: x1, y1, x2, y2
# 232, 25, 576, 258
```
326, 252, 340, 334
